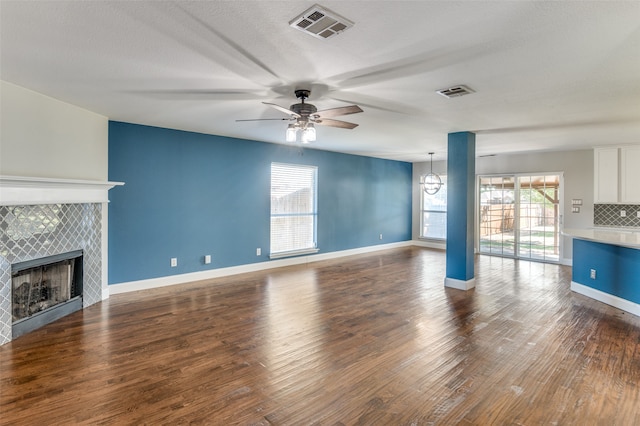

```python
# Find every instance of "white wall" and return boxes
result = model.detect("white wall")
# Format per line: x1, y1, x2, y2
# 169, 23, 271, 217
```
413, 149, 594, 262
0, 81, 108, 180
0, 81, 112, 303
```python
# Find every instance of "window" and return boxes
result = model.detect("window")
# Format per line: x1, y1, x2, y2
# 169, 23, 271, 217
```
270, 163, 318, 258
420, 175, 447, 239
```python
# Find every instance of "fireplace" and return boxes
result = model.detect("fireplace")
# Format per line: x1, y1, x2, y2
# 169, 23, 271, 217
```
12, 251, 83, 338
1, 175, 123, 344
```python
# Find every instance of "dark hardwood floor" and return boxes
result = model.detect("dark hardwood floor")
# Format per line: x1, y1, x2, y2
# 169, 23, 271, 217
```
2, 246, 640, 425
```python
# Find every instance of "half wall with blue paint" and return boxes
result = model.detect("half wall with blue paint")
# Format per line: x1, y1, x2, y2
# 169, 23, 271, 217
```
108, 122, 412, 284
573, 238, 640, 304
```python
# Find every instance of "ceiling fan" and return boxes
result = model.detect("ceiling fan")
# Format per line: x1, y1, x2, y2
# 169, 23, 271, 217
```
237, 89, 363, 143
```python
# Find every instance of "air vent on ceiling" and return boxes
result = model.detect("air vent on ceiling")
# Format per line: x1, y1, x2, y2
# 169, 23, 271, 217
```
289, 4, 354, 40
436, 85, 475, 98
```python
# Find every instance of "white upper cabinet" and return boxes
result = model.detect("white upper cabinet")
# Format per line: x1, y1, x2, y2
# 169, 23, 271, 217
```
595, 146, 640, 204
594, 147, 619, 203
620, 146, 640, 203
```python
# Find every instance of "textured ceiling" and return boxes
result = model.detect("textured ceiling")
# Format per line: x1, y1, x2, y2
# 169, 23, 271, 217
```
1, 1, 639, 162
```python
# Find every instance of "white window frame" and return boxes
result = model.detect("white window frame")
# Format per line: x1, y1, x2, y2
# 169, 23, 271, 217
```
420, 174, 447, 240
270, 162, 319, 259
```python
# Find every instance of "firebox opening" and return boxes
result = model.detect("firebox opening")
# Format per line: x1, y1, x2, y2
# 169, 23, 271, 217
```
11, 250, 83, 338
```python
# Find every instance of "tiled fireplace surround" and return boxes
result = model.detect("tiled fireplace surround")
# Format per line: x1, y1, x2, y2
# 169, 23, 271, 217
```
0, 176, 120, 345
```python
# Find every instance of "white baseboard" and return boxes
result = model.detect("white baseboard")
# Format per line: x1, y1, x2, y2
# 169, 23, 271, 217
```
107, 240, 573, 296
412, 239, 446, 250
444, 276, 476, 290
109, 241, 413, 295
561, 258, 572, 266
571, 281, 640, 317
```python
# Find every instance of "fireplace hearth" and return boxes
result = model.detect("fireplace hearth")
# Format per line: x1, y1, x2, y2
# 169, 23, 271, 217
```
12, 251, 83, 338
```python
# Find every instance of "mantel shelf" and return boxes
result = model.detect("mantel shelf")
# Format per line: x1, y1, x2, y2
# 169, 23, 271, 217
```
0, 175, 124, 206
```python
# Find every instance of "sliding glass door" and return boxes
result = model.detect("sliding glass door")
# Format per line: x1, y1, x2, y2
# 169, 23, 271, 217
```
479, 176, 516, 256
479, 173, 561, 263
517, 175, 561, 261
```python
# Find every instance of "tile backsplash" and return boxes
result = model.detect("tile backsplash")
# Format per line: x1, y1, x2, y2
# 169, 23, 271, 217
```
594, 204, 640, 227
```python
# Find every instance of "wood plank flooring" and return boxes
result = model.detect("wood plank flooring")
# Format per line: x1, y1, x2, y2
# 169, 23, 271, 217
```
2, 246, 640, 425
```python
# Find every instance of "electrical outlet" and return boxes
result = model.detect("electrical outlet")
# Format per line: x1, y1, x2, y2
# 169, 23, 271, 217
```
379, 234, 383, 240
621, 210, 626, 217
637, 211, 640, 218
590, 269, 596, 279
256, 248, 261, 256
171, 258, 178, 267
204, 255, 211, 264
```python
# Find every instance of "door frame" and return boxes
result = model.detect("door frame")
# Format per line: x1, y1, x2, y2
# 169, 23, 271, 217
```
475, 172, 564, 264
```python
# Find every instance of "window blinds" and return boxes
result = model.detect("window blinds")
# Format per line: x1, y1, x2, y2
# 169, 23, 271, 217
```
270, 163, 318, 256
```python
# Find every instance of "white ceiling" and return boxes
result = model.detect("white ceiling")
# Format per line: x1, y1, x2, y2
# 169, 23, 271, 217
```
1, 1, 639, 162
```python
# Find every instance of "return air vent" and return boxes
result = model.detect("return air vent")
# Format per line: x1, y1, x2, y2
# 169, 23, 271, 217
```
436, 85, 475, 98
289, 4, 354, 40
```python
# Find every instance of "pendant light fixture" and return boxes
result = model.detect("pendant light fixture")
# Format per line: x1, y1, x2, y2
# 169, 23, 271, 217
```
423, 152, 443, 195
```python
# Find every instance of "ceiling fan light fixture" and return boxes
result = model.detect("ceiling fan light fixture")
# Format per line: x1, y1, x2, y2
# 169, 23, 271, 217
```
286, 124, 298, 142
240, 89, 362, 143
305, 123, 316, 142
302, 124, 316, 142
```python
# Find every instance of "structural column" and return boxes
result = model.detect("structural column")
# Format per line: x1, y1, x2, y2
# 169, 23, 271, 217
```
445, 131, 476, 290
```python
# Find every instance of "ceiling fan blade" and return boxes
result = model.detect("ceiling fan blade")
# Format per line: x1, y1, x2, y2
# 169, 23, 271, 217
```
236, 118, 290, 122
314, 105, 363, 119
327, 43, 491, 90
327, 92, 417, 115
174, 4, 281, 86
262, 102, 301, 118
314, 118, 359, 129
129, 88, 264, 101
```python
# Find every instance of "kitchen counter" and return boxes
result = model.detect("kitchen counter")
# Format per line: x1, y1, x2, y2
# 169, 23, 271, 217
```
563, 227, 640, 249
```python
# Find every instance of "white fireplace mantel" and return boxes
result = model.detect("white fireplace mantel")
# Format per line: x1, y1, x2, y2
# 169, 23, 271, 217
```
0, 175, 124, 206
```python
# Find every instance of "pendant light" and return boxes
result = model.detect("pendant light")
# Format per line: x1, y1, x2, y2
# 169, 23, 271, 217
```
423, 152, 443, 195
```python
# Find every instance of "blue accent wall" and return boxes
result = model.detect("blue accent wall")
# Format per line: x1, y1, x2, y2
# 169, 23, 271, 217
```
446, 132, 476, 282
108, 121, 412, 284
573, 239, 640, 304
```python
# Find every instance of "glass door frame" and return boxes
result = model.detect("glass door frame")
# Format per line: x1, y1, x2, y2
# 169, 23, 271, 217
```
476, 172, 564, 264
